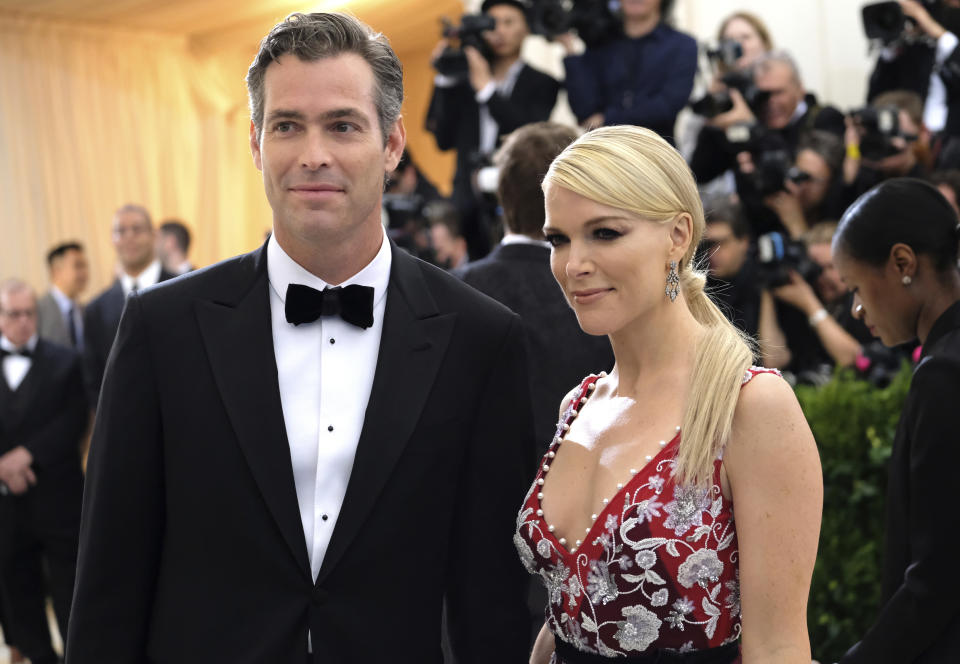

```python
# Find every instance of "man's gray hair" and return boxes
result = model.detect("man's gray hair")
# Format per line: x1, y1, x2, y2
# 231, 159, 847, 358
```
752, 49, 803, 87
246, 12, 404, 144
114, 203, 153, 228
0, 278, 34, 308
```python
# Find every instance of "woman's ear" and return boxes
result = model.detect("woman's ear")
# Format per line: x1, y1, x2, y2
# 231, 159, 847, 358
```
889, 242, 918, 280
669, 213, 694, 263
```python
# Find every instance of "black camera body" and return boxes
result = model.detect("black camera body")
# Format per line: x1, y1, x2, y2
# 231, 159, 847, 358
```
725, 124, 793, 196
850, 105, 902, 161
434, 14, 497, 80
755, 232, 823, 289
862, 0, 941, 45
690, 69, 765, 119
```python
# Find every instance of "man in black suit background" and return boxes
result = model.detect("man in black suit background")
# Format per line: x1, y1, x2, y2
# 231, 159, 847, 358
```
67, 12, 533, 664
426, 0, 560, 260
0, 279, 87, 664
36, 242, 89, 352
82, 204, 175, 405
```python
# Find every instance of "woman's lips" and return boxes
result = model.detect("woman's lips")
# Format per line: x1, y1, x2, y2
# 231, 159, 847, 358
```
571, 288, 613, 304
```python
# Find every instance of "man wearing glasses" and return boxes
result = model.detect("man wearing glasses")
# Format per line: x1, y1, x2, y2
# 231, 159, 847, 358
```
82, 204, 175, 406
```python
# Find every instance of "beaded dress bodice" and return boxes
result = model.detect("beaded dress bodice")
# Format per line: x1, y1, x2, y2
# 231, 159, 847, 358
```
515, 368, 779, 658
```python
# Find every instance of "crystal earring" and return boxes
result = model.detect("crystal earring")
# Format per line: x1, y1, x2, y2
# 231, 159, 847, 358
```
665, 261, 680, 302
902, 275, 912, 286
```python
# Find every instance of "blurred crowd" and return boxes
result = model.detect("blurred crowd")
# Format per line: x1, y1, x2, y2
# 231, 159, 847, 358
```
4, 0, 960, 660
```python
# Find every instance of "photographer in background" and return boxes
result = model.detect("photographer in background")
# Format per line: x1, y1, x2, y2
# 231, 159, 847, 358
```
758, 130, 847, 239
867, 0, 960, 160
558, 0, 697, 138
426, 0, 560, 260
844, 90, 932, 199
701, 198, 791, 368
929, 167, 960, 213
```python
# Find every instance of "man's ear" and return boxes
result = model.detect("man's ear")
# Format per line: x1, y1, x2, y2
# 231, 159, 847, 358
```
250, 120, 263, 172
384, 116, 406, 173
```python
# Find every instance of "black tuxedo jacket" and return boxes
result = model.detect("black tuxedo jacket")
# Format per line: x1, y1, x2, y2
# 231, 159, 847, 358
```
0, 339, 86, 533
426, 64, 560, 201
456, 243, 613, 453
82, 270, 176, 406
841, 301, 960, 663
67, 242, 535, 664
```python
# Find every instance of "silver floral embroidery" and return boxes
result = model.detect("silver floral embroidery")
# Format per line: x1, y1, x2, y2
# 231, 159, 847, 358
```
613, 605, 662, 651
677, 549, 724, 589
724, 570, 741, 617
541, 562, 570, 605
662, 484, 710, 536
537, 538, 552, 559
605, 513, 619, 532
635, 550, 657, 569
647, 474, 665, 494
565, 574, 583, 607
586, 560, 619, 605
633, 498, 664, 524
514, 533, 536, 573
679, 641, 695, 653
665, 597, 695, 631
651, 588, 669, 607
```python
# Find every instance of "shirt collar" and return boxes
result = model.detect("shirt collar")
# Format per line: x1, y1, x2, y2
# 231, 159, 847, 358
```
789, 99, 809, 127
1, 334, 38, 354
501, 233, 551, 249
121, 259, 163, 295
267, 229, 392, 309
49, 285, 73, 314
921, 299, 960, 358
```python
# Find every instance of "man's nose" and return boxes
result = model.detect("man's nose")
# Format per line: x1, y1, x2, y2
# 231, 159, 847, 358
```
301, 129, 331, 170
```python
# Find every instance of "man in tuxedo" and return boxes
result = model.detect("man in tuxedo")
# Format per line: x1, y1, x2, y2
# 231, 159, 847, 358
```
36, 242, 89, 351
157, 220, 195, 275
0, 279, 87, 664
82, 204, 175, 405
67, 12, 534, 664
426, 0, 560, 260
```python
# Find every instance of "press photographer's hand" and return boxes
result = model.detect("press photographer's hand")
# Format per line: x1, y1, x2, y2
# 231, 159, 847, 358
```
707, 88, 755, 129
899, 0, 947, 39
464, 45, 493, 92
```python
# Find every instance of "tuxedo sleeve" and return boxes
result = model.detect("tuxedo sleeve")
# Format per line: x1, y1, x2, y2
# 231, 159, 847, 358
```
426, 81, 473, 151
81, 304, 107, 407
67, 294, 164, 663
840, 355, 960, 663
446, 313, 535, 663
21, 353, 87, 470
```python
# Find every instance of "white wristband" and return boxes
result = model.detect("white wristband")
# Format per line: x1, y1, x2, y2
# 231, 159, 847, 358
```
808, 308, 829, 326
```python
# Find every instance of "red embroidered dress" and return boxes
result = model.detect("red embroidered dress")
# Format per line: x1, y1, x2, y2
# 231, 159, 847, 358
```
514, 368, 780, 659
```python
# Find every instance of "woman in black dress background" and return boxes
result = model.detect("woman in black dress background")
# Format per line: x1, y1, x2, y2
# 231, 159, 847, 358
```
833, 177, 960, 663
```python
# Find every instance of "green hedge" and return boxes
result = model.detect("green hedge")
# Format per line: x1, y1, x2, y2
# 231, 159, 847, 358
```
796, 365, 913, 663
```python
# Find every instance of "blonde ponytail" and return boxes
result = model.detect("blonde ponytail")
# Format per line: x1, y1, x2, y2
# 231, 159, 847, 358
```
544, 126, 755, 487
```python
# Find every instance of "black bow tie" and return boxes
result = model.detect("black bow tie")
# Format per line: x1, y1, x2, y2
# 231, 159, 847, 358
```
0, 347, 31, 359
285, 283, 375, 329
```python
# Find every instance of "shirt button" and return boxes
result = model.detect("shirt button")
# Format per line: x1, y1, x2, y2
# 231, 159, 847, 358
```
328, 425, 334, 432
329, 338, 335, 345
322, 514, 329, 521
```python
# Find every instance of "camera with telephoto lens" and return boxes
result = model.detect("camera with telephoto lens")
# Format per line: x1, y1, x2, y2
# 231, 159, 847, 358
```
725, 124, 793, 196
849, 105, 906, 161
433, 15, 497, 81
861, 0, 941, 45
755, 232, 823, 289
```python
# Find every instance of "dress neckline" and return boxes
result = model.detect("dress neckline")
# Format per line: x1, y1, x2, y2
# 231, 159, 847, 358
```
535, 373, 682, 557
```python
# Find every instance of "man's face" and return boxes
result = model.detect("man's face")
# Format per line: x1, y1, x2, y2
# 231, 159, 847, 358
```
0, 289, 37, 347
620, 0, 662, 21
483, 5, 529, 59
251, 54, 404, 252
112, 210, 155, 273
51, 248, 89, 299
430, 223, 465, 269
754, 62, 804, 130
808, 242, 845, 305
703, 221, 749, 279
786, 149, 832, 213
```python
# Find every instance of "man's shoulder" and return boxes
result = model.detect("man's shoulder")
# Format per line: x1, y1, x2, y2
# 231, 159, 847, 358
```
519, 62, 559, 87
36, 337, 80, 369
138, 248, 263, 310
86, 281, 121, 311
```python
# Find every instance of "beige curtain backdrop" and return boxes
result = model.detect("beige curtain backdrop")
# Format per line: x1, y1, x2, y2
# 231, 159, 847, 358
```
0, 3, 459, 296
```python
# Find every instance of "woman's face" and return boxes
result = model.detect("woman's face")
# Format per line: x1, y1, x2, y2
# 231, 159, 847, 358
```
721, 17, 767, 70
834, 247, 918, 346
543, 183, 674, 336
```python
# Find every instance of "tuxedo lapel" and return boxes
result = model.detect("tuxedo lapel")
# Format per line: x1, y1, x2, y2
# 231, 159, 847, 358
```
317, 246, 456, 583
195, 247, 310, 578
1, 341, 47, 431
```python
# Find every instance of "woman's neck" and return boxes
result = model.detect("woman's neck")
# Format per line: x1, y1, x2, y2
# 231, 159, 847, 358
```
607, 295, 702, 397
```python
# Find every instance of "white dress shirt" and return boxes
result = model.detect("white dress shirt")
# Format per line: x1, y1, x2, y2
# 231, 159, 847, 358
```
1, 334, 38, 391
476, 59, 524, 155
120, 259, 163, 296
50, 285, 83, 349
266, 232, 391, 582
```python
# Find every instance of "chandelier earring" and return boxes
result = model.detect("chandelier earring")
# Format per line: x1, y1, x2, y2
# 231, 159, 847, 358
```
665, 261, 680, 302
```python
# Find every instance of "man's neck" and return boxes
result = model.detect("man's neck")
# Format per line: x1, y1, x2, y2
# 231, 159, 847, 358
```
492, 54, 521, 80
624, 12, 660, 39
51, 282, 78, 302
123, 262, 152, 279
273, 223, 385, 286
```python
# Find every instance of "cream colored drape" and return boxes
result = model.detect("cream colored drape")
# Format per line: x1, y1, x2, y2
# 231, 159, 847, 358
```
0, 5, 458, 296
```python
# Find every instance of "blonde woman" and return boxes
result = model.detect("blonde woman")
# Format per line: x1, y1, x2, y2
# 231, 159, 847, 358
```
514, 126, 823, 664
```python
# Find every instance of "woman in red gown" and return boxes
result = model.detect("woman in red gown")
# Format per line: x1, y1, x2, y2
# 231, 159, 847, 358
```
515, 125, 823, 663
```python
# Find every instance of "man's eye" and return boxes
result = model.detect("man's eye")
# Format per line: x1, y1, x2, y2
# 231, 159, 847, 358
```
333, 122, 356, 133
544, 233, 568, 247
274, 122, 295, 133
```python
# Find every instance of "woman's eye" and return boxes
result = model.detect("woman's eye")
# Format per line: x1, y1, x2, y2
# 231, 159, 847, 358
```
594, 227, 622, 240
544, 233, 567, 247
